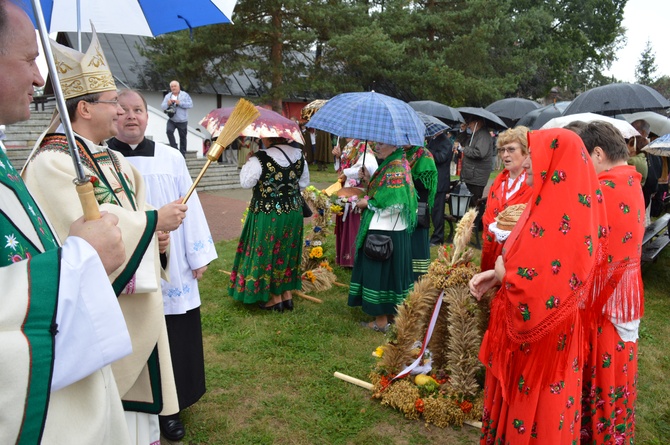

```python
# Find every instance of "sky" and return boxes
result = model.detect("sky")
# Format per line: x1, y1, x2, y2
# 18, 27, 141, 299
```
36, 0, 670, 85
603, 0, 670, 82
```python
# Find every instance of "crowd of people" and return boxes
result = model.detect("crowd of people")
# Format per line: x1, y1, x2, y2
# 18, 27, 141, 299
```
0, 0, 653, 442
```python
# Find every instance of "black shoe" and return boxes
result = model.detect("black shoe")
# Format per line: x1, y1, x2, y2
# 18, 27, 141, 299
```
282, 299, 294, 311
160, 415, 185, 441
258, 301, 284, 312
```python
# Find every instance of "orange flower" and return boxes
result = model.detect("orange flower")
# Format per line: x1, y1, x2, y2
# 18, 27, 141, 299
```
415, 398, 425, 413
459, 400, 473, 413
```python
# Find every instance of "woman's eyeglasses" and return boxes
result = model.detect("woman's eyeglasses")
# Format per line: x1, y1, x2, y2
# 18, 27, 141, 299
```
497, 146, 518, 154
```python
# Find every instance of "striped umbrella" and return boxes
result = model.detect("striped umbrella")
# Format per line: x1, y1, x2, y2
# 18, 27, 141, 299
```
306, 91, 425, 146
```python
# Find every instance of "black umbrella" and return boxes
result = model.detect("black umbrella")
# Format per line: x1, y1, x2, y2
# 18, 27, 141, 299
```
515, 101, 571, 130
563, 83, 670, 117
485, 98, 541, 127
457, 107, 508, 131
408, 100, 464, 125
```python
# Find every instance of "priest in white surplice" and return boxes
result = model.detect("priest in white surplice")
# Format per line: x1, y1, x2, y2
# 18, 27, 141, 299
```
108, 89, 218, 441
21, 27, 187, 445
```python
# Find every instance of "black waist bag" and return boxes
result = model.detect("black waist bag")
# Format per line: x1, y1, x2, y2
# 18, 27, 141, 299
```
364, 234, 393, 261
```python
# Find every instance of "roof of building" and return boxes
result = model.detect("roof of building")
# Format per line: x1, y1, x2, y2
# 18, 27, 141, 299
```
56, 32, 264, 97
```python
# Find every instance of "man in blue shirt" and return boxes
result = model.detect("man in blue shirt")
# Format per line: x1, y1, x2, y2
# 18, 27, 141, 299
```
161, 80, 193, 156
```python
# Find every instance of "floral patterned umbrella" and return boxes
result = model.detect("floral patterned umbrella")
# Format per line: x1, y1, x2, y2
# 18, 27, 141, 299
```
200, 106, 304, 144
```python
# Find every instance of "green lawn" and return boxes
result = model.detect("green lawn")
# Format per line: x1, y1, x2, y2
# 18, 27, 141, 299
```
185, 172, 670, 444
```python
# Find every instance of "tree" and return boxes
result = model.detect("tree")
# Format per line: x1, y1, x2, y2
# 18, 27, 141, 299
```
651, 75, 670, 99
636, 40, 657, 85
141, 0, 629, 109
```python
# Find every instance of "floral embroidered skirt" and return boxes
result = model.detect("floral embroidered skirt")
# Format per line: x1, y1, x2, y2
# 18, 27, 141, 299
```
410, 226, 430, 281
348, 229, 413, 316
334, 211, 361, 268
480, 305, 584, 444
581, 320, 638, 445
228, 209, 303, 304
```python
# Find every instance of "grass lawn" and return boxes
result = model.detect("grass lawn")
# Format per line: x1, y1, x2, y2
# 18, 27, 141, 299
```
185, 170, 670, 444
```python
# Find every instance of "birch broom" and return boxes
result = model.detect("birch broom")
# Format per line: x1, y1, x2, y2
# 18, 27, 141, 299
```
182, 99, 260, 204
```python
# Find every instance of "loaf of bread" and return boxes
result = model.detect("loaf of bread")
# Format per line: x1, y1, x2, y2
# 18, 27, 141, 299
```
495, 203, 526, 231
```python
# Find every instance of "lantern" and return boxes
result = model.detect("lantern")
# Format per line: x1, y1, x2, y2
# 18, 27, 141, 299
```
449, 182, 473, 218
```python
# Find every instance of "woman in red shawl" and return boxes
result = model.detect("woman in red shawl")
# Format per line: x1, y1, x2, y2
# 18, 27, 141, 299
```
480, 126, 533, 271
577, 121, 645, 444
469, 128, 609, 445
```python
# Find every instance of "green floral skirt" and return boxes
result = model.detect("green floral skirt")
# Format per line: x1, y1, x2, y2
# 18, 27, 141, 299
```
228, 209, 303, 304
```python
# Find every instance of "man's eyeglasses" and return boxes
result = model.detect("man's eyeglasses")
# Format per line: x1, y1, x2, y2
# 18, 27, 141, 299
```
88, 99, 119, 105
497, 146, 518, 154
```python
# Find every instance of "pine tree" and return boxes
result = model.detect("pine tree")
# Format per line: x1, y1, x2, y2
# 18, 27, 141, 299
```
636, 40, 657, 85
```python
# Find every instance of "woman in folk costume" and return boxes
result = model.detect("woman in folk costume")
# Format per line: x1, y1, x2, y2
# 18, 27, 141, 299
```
469, 128, 609, 445
480, 126, 533, 272
404, 144, 437, 281
229, 136, 309, 312
349, 143, 417, 333
578, 121, 645, 444
21, 30, 181, 445
237, 136, 259, 169
333, 139, 378, 267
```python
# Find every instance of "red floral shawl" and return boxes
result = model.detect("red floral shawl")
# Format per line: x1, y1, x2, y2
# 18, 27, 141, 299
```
481, 168, 533, 271
592, 165, 645, 323
481, 128, 609, 398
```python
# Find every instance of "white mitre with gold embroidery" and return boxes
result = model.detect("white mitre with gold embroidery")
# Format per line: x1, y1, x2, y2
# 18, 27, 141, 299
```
50, 25, 116, 100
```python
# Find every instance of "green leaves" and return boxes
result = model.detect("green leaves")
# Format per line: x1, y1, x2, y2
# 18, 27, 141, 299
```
140, 0, 628, 106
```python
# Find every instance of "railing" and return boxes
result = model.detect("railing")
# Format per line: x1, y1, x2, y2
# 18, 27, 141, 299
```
33, 95, 57, 111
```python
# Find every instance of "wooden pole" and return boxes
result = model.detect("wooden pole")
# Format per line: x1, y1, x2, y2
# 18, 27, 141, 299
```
333, 372, 373, 390
292, 290, 323, 304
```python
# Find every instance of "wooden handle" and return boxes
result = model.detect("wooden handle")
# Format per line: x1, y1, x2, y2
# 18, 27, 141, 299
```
182, 159, 212, 204
292, 290, 323, 303
76, 180, 100, 220
333, 372, 373, 390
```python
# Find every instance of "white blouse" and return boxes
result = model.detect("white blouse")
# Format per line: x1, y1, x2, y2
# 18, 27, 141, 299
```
239, 144, 310, 189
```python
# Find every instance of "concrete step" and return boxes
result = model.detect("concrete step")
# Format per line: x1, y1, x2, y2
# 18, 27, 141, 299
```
2, 110, 243, 191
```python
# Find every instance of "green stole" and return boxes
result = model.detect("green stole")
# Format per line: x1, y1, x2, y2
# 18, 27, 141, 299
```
356, 148, 417, 250
0, 149, 60, 444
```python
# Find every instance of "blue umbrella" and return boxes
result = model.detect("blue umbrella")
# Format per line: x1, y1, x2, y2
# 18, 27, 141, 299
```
25, 0, 235, 37
22, 0, 236, 218
415, 111, 450, 137
306, 92, 426, 147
